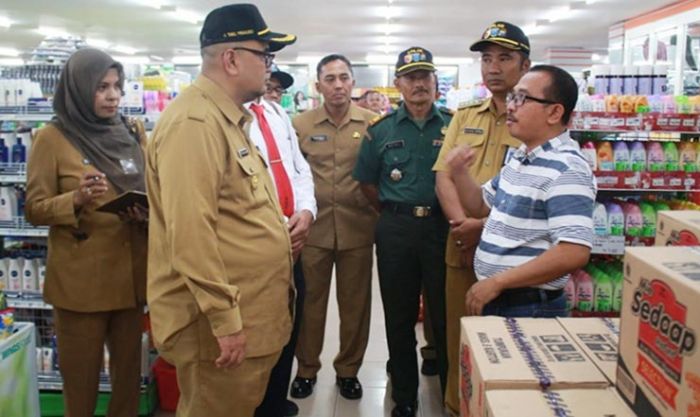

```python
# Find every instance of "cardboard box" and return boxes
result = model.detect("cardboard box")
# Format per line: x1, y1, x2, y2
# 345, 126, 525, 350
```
656, 210, 700, 246
459, 317, 609, 417
485, 388, 635, 417
617, 246, 700, 417
558, 317, 620, 383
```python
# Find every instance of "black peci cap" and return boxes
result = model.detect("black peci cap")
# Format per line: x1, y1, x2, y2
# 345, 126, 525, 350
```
269, 64, 294, 89
200, 3, 296, 52
470, 21, 530, 56
395, 46, 436, 77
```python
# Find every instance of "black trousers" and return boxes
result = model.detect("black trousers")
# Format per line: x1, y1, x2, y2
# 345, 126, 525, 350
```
255, 261, 305, 417
376, 210, 448, 406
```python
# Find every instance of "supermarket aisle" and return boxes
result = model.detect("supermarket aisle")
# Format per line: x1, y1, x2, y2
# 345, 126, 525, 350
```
156, 257, 448, 417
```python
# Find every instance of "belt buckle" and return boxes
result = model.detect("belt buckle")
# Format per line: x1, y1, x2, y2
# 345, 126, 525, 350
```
413, 206, 430, 217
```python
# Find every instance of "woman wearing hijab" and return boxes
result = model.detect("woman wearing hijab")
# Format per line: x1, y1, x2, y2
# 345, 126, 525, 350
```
25, 48, 147, 417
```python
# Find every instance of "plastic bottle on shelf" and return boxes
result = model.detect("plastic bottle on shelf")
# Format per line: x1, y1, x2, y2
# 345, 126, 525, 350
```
0, 186, 17, 221
592, 203, 609, 236
623, 201, 643, 238
21, 256, 36, 293
37, 259, 46, 293
629, 141, 647, 171
597, 141, 615, 171
0, 258, 8, 290
623, 65, 638, 95
581, 141, 598, 171
652, 65, 668, 96
652, 200, 671, 212
0, 138, 8, 163
646, 142, 666, 172
593, 65, 610, 95
679, 141, 697, 172
613, 141, 631, 171
11, 137, 25, 163
565, 272, 578, 311
639, 201, 657, 238
575, 269, 594, 312
609, 65, 624, 95
606, 202, 625, 236
592, 269, 613, 312
7, 256, 22, 292
663, 142, 679, 171
637, 65, 653, 95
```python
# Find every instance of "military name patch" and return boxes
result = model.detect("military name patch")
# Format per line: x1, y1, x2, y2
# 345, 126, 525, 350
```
310, 135, 328, 142
385, 140, 405, 150
463, 127, 484, 135
237, 148, 250, 157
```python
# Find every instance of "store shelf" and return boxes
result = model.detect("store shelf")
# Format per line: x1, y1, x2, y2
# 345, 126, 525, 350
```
0, 162, 27, 183
0, 113, 53, 122
595, 171, 700, 191
7, 297, 51, 310
37, 372, 152, 393
571, 111, 700, 133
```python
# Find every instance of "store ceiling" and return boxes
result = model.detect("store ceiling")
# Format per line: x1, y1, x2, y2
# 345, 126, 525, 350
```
0, 0, 679, 63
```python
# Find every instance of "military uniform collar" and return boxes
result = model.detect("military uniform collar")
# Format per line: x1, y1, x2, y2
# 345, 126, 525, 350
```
193, 75, 250, 127
313, 102, 365, 126
396, 102, 441, 123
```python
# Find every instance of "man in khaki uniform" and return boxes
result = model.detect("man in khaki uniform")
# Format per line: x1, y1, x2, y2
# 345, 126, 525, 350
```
433, 22, 531, 417
291, 54, 378, 400
146, 5, 297, 417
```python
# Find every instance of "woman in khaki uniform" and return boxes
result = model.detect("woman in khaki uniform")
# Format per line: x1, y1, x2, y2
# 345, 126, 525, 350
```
25, 49, 148, 417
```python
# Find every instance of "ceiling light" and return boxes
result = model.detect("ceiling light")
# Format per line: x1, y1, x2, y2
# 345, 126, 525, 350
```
544, 6, 572, 22
295, 55, 323, 64
0, 47, 21, 57
111, 45, 138, 55
37, 26, 71, 37
149, 55, 164, 61
86, 38, 111, 49
366, 54, 394, 64
173, 9, 204, 24
379, 5, 397, 20
113, 55, 149, 64
0, 58, 23, 66
521, 24, 545, 36
434, 57, 474, 65
0, 16, 12, 28
172, 55, 202, 65
381, 23, 396, 35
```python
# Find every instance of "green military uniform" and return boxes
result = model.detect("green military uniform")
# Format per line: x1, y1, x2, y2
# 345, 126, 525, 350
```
353, 103, 453, 407
432, 97, 521, 416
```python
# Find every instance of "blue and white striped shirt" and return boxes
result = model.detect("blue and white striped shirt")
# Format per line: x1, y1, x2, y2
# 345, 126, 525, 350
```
474, 132, 597, 290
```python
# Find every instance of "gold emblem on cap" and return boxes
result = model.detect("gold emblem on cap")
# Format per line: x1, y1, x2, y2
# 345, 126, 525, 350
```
353, 131, 361, 139
390, 168, 403, 182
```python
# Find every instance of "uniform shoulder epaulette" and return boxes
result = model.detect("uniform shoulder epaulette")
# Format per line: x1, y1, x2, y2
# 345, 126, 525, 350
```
186, 98, 208, 122
457, 98, 486, 111
368, 112, 391, 127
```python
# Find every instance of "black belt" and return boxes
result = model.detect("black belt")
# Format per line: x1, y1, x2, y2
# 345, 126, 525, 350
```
491, 287, 564, 307
382, 201, 441, 218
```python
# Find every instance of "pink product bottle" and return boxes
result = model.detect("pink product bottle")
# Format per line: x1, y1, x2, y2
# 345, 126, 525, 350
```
646, 142, 665, 172
622, 201, 643, 237
575, 270, 594, 312
565, 272, 578, 311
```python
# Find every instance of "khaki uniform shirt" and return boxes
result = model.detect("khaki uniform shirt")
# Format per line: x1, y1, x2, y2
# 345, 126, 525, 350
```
146, 75, 293, 358
294, 104, 377, 250
432, 98, 521, 267
25, 120, 148, 312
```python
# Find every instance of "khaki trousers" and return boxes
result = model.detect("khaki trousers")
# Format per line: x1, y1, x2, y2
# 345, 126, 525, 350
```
54, 307, 143, 417
159, 315, 281, 417
444, 265, 478, 417
295, 244, 373, 378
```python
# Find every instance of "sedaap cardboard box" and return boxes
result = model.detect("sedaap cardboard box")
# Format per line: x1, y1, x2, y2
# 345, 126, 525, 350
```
485, 388, 635, 417
459, 316, 609, 417
557, 317, 620, 383
656, 210, 700, 246
617, 246, 700, 417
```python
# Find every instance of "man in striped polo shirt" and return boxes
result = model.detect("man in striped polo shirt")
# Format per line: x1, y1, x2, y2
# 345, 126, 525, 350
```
446, 65, 596, 318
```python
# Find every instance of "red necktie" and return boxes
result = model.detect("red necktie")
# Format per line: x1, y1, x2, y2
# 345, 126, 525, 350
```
250, 103, 295, 217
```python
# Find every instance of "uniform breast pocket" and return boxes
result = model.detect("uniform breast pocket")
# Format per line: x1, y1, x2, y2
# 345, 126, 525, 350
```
382, 148, 410, 170
234, 156, 267, 206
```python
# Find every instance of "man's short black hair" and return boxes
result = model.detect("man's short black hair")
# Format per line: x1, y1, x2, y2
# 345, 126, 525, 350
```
530, 64, 578, 125
316, 54, 353, 79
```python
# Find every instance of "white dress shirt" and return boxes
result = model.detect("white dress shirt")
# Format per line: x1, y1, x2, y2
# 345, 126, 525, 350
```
245, 99, 317, 219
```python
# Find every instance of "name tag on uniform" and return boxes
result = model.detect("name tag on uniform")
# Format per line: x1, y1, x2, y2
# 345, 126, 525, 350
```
310, 135, 328, 142
385, 140, 405, 150
432, 139, 444, 148
463, 127, 484, 135
238, 148, 250, 158
503, 147, 517, 165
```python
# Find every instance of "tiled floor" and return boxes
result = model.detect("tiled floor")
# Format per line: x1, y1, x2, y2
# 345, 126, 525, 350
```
156, 258, 448, 417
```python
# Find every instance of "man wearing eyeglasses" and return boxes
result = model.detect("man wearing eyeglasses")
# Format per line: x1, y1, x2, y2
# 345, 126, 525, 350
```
445, 65, 595, 319
432, 21, 529, 416
246, 64, 316, 417
146, 5, 297, 417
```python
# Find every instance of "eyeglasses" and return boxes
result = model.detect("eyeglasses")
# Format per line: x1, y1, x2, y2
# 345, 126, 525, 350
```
232, 47, 276, 68
266, 85, 287, 95
506, 91, 558, 108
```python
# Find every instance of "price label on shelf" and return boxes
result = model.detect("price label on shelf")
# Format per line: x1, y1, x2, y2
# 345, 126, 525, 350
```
625, 117, 642, 127
592, 235, 626, 255
652, 177, 666, 187
611, 118, 626, 127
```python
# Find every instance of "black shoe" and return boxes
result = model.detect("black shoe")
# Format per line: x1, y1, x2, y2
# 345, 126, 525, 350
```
420, 358, 438, 376
290, 376, 316, 399
392, 404, 418, 417
336, 376, 363, 399
284, 399, 299, 417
